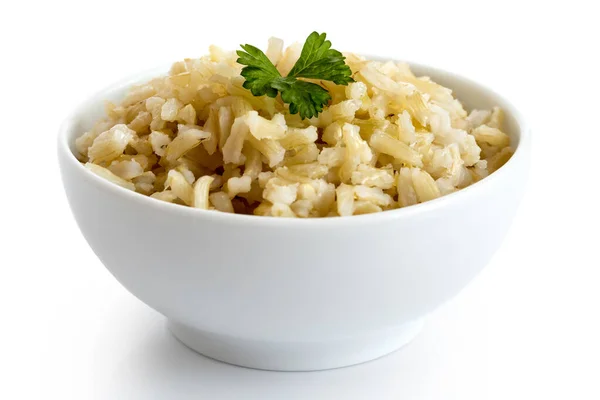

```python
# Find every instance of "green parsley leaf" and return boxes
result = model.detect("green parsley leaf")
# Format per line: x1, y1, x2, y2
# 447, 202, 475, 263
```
236, 32, 353, 119
287, 32, 354, 85
271, 77, 331, 119
236, 44, 281, 98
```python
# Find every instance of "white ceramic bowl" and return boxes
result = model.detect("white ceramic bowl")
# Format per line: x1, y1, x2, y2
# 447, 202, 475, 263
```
58, 60, 530, 371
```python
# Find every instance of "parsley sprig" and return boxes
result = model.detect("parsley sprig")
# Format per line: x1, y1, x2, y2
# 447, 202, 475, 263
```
237, 32, 354, 119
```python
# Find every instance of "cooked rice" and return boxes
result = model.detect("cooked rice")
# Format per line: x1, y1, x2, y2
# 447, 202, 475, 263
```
76, 38, 514, 217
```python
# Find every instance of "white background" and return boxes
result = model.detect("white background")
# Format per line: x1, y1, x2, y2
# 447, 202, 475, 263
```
1, 0, 599, 398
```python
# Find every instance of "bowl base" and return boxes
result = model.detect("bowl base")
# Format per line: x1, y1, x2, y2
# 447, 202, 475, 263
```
167, 318, 424, 371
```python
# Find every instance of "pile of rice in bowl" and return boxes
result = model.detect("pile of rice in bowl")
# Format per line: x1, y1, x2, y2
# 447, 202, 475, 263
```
76, 39, 514, 218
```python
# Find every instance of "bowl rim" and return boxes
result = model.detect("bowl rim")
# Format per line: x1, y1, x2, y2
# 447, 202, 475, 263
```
58, 57, 530, 227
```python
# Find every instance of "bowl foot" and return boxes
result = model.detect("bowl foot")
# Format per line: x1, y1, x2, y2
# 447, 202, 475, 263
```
167, 318, 424, 371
